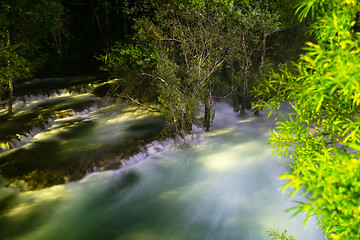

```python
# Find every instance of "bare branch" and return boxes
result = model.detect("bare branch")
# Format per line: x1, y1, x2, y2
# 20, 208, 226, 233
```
140, 72, 169, 87
140, 71, 184, 96
118, 94, 160, 112
198, 58, 225, 87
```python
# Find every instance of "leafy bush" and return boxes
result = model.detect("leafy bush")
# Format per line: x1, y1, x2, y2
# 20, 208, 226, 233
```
258, 0, 360, 239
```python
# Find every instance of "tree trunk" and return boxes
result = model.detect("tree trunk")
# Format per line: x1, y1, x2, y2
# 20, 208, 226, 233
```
204, 95, 211, 132
183, 103, 193, 132
260, 31, 267, 74
93, 7, 108, 50
232, 92, 239, 112
240, 35, 250, 114
5, 27, 13, 114
240, 59, 249, 114
53, 32, 63, 61
230, 52, 239, 112
253, 32, 267, 116
254, 0, 269, 116
240, 83, 247, 114
260, 0, 269, 74
8, 77, 13, 114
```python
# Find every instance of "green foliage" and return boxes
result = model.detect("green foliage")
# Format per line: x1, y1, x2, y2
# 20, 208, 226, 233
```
100, 0, 285, 130
218, 0, 282, 113
99, 43, 159, 77
97, 42, 160, 103
267, 229, 296, 240
101, 0, 227, 131
258, 0, 360, 239
0, 0, 66, 54
0, 0, 66, 105
0, 43, 32, 84
155, 57, 200, 131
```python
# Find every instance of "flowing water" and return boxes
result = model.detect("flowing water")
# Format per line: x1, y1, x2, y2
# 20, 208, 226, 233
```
0, 76, 165, 185
0, 95, 324, 240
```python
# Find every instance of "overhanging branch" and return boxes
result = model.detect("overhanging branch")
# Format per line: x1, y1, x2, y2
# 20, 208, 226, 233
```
118, 94, 160, 112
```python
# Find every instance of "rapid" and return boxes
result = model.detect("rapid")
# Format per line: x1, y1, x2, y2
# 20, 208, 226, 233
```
0, 89, 324, 240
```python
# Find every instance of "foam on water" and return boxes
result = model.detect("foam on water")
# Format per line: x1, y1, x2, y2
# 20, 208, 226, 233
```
12, 89, 74, 110
0, 102, 106, 153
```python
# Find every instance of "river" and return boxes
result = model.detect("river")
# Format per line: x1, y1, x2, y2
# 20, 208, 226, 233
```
0, 77, 323, 240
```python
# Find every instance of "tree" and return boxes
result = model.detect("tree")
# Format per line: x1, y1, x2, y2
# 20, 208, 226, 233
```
0, 0, 66, 113
101, 0, 229, 132
220, 1, 281, 114
0, 28, 31, 114
257, 0, 360, 238
150, 0, 226, 131
100, 0, 282, 131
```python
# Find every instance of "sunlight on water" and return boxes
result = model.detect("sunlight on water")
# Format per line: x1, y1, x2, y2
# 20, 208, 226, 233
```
106, 107, 159, 124
4, 185, 66, 218
201, 150, 240, 171
202, 127, 237, 137
200, 141, 265, 172
238, 118, 258, 123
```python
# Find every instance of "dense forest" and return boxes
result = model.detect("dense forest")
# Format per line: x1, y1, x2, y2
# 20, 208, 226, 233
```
1, 0, 360, 239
